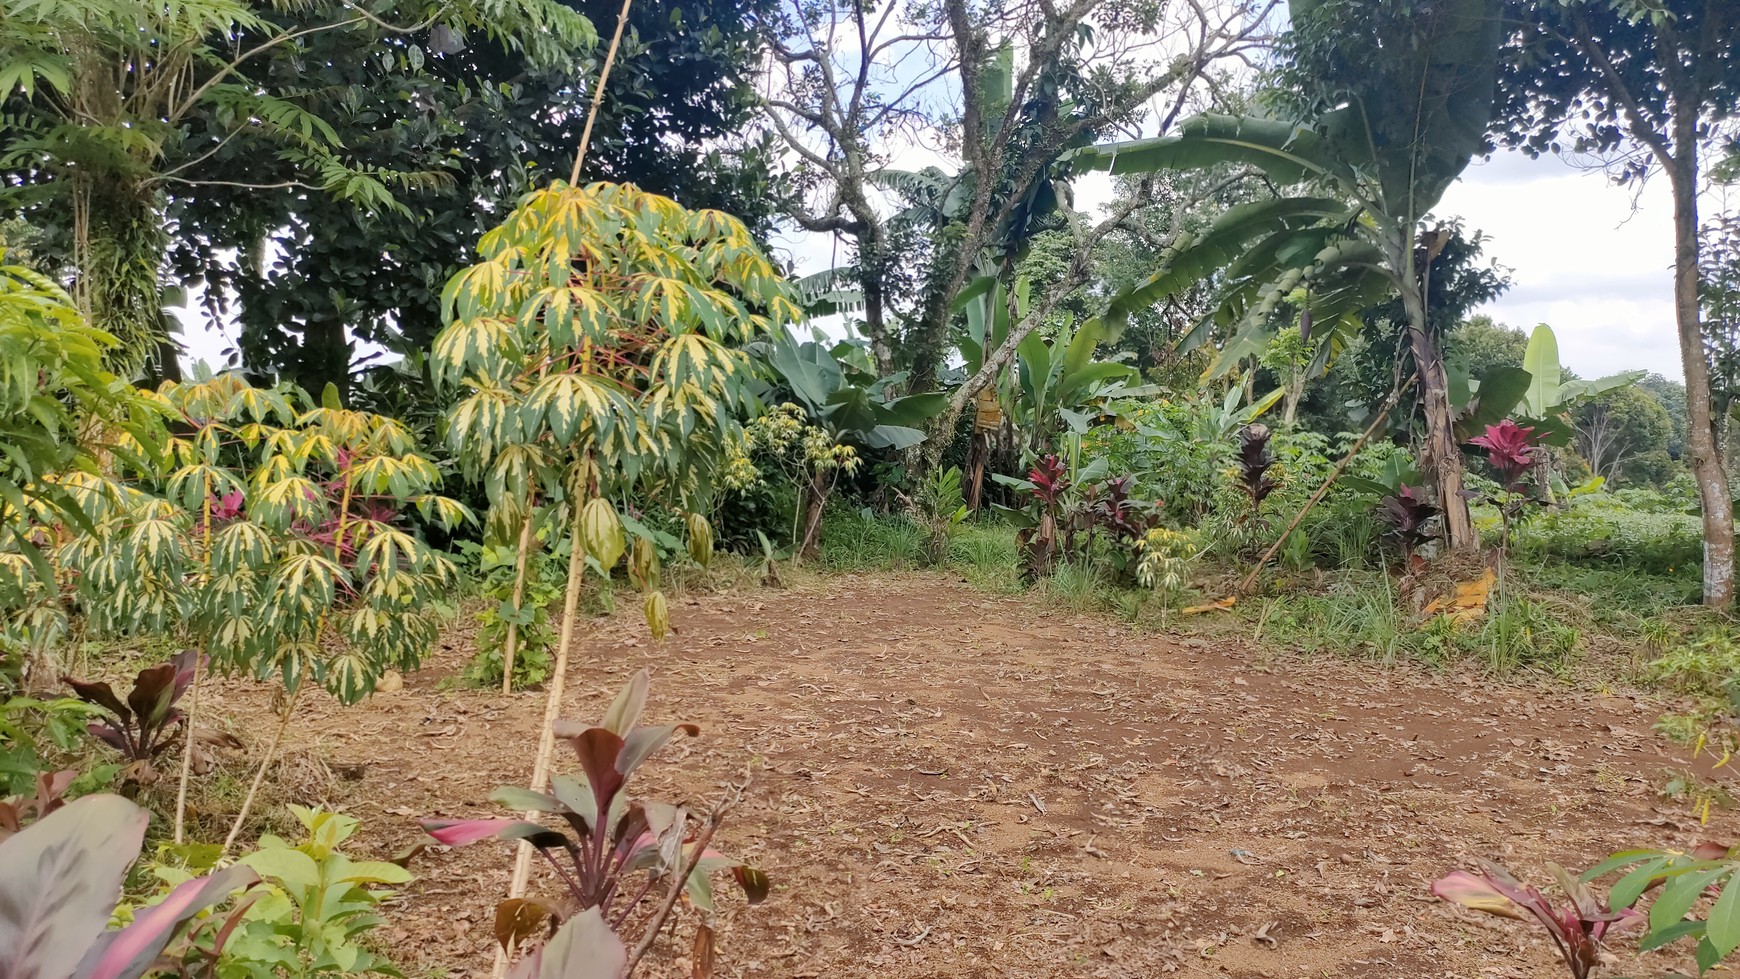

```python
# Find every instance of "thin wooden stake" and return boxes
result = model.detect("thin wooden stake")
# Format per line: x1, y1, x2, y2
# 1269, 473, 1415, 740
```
494, 501, 590, 979
492, 2, 634, 970
172, 653, 201, 844
221, 676, 303, 856
175, 476, 215, 844
1236, 376, 1415, 597
568, 0, 635, 185
499, 506, 538, 694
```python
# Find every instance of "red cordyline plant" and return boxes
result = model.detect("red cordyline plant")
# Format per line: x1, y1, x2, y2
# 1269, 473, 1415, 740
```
1377, 484, 1439, 560
1234, 424, 1279, 514
421, 670, 766, 979
1015, 454, 1071, 578
64, 649, 201, 785
1432, 859, 1640, 979
1468, 419, 1540, 493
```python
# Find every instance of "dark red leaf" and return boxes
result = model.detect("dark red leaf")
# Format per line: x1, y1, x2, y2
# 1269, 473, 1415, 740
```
65, 679, 129, 723
732, 865, 771, 905
565, 728, 626, 814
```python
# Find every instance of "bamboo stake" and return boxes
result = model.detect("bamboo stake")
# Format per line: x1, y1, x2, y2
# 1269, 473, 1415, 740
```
494, 500, 590, 979
491, 5, 636, 972
1236, 375, 1416, 597
568, 0, 635, 186
220, 676, 303, 857
173, 475, 214, 844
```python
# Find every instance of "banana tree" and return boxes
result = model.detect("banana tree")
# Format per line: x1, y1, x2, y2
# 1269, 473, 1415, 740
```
1073, 0, 1506, 551
750, 332, 946, 556
1517, 324, 1642, 437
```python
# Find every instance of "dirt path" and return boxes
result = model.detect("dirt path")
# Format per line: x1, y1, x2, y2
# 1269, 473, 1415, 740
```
203, 573, 1736, 978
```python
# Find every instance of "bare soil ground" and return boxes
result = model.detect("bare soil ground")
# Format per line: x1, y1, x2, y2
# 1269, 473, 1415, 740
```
198, 572, 1738, 978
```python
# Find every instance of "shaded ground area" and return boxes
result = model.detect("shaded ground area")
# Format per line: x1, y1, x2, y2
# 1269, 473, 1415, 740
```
202, 573, 1735, 978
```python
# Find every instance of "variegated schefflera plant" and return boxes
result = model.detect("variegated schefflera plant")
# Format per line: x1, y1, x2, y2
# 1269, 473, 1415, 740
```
422, 670, 768, 979
433, 180, 803, 654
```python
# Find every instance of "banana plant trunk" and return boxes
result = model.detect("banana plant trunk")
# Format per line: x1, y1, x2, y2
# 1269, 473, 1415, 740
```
1398, 253, 1475, 552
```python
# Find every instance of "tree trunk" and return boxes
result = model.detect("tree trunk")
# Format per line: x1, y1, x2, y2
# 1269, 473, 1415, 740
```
1669, 147, 1733, 606
796, 472, 829, 561
1403, 290, 1475, 551
79, 176, 168, 378
965, 432, 990, 511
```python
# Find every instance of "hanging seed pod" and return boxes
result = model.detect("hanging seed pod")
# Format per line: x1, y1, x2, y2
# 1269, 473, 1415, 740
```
629, 536, 660, 591
686, 513, 714, 569
643, 590, 669, 641
579, 498, 625, 572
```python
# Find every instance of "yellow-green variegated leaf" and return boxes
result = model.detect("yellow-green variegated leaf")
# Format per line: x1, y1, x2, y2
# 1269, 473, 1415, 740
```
521, 372, 630, 445
447, 385, 523, 472
580, 498, 625, 571
411, 494, 474, 531
686, 513, 713, 569
643, 590, 669, 641
272, 551, 346, 616
324, 651, 377, 705
433, 315, 519, 388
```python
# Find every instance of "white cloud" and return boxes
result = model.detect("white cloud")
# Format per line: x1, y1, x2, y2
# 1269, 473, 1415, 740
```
1439, 151, 1684, 381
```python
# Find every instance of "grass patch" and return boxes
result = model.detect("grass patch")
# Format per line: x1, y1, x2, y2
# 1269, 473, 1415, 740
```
818, 509, 924, 570
949, 524, 1024, 592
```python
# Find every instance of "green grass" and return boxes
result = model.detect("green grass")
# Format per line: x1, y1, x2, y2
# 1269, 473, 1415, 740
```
809, 507, 1703, 683
949, 524, 1024, 592
817, 509, 924, 570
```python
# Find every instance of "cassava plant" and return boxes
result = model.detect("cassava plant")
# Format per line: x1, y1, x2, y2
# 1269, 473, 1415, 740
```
1136, 526, 1200, 624
64, 649, 199, 786
421, 670, 767, 977
432, 179, 799, 922
0, 258, 160, 691
61, 372, 470, 851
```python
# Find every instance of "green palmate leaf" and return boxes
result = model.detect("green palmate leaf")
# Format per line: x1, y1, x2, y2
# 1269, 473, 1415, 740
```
1653, 866, 1732, 933
1707, 874, 1740, 957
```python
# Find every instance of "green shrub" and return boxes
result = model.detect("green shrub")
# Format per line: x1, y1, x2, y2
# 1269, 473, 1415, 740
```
1648, 629, 1740, 707
1511, 493, 1701, 573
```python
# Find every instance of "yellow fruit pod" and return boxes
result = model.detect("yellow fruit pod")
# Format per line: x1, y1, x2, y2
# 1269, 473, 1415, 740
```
643, 590, 669, 641
579, 498, 625, 572
686, 513, 713, 569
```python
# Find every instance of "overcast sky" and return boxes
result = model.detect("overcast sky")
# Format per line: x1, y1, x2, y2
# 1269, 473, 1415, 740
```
1440, 149, 1686, 381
